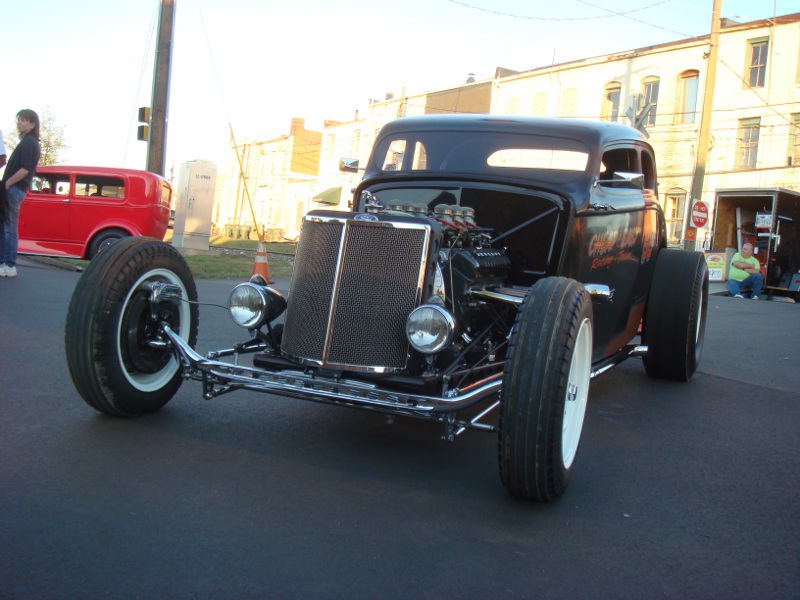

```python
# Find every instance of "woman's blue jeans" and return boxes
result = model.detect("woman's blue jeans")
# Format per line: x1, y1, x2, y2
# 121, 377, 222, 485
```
1, 186, 26, 267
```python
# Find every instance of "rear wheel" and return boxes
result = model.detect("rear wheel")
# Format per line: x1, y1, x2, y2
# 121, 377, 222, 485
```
88, 228, 128, 259
642, 248, 708, 381
65, 237, 199, 417
498, 277, 593, 502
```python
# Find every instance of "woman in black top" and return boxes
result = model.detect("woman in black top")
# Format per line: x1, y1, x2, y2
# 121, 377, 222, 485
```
1, 109, 41, 278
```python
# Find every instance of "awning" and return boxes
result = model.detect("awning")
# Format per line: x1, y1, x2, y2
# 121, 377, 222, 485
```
313, 186, 342, 205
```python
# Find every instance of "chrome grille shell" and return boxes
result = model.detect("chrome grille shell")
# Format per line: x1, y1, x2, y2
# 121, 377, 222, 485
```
281, 211, 438, 373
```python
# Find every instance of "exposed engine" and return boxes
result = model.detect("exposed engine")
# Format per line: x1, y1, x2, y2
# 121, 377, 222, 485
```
362, 194, 511, 313
360, 193, 514, 376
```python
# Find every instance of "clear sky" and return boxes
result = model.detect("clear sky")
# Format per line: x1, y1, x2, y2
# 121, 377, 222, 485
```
1, 0, 794, 176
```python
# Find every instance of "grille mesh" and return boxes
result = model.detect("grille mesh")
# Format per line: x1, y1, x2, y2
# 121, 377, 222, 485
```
281, 216, 428, 371
280, 220, 342, 362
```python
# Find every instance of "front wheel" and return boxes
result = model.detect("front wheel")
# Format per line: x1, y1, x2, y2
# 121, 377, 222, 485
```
498, 277, 593, 502
65, 237, 199, 417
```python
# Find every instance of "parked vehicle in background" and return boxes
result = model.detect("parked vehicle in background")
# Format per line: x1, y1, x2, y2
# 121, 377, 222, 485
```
19, 166, 171, 259
65, 115, 709, 502
711, 187, 800, 300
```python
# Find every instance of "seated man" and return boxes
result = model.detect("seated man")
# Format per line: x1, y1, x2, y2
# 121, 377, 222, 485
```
727, 242, 763, 300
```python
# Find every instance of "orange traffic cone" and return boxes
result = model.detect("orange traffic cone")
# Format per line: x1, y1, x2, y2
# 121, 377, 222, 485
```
252, 240, 274, 283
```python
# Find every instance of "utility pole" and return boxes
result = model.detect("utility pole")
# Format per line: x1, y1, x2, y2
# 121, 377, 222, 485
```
147, 0, 176, 176
684, 0, 721, 251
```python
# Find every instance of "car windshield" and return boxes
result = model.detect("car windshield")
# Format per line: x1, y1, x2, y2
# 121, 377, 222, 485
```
373, 131, 591, 182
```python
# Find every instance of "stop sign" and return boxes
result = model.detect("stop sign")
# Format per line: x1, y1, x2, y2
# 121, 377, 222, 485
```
691, 201, 709, 228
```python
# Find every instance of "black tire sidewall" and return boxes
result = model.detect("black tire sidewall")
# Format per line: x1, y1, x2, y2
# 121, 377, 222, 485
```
66, 237, 198, 417
498, 277, 593, 502
642, 248, 708, 381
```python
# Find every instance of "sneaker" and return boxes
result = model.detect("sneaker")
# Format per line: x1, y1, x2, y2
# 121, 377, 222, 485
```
752, 295, 759, 300
0, 264, 8, 277
0, 265, 16, 278
734, 294, 743, 298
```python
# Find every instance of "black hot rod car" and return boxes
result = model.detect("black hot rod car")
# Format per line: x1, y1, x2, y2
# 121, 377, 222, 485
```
65, 115, 708, 502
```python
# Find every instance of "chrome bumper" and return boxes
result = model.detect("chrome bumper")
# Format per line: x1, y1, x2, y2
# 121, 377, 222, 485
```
161, 324, 647, 436
162, 325, 502, 419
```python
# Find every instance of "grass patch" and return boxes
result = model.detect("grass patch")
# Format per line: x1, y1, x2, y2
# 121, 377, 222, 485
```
183, 253, 294, 279
59, 258, 90, 270
167, 230, 296, 254
212, 237, 297, 254
186, 235, 295, 279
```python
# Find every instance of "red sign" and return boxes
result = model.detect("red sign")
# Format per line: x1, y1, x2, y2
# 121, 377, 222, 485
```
684, 227, 697, 241
691, 201, 709, 228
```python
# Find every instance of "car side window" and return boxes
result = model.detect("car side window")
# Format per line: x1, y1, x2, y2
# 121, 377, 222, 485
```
411, 142, 428, 170
381, 140, 406, 171
31, 174, 70, 195
75, 176, 125, 199
31, 176, 52, 193
380, 139, 428, 171
640, 149, 656, 190
598, 148, 639, 180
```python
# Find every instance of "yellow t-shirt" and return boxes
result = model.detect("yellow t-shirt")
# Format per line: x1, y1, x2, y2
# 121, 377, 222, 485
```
728, 252, 760, 282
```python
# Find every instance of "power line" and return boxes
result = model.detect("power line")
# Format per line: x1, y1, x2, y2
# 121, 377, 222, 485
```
122, 0, 159, 166
449, 0, 704, 40
575, 0, 694, 38
716, 56, 793, 126
447, 0, 671, 22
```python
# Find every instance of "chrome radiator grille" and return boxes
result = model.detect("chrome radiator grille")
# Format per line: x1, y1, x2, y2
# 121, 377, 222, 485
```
281, 213, 433, 372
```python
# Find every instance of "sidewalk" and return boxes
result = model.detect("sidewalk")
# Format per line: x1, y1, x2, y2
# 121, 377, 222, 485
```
709, 279, 796, 303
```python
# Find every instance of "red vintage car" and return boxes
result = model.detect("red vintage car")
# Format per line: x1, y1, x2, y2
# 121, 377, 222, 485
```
19, 166, 172, 259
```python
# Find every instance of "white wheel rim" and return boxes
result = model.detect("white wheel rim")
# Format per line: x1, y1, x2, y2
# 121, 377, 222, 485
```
562, 317, 592, 469
694, 295, 703, 345
117, 268, 191, 392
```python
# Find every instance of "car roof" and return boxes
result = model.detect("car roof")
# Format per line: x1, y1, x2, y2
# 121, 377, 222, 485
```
367, 115, 653, 200
377, 114, 649, 149
35, 165, 167, 181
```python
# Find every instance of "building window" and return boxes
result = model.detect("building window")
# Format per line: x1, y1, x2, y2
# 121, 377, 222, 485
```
790, 114, 800, 166
560, 88, 578, 117
736, 118, 760, 169
664, 190, 686, 244
677, 70, 699, 124
746, 38, 769, 88
532, 93, 548, 116
351, 130, 361, 157
504, 97, 520, 115
602, 82, 621, 122
326, 133, 335, 160
641, 77, 659, 127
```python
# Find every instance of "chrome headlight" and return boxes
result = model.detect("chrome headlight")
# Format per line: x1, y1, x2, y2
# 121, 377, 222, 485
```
405, 304, 456, 354
228, 279, 286, 329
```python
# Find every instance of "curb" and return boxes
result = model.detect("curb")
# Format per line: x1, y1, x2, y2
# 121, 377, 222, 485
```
26, 255, 84, 272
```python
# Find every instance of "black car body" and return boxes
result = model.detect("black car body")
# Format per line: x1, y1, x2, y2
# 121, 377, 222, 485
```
66, 115, 708, 502
341, 115, 663, 364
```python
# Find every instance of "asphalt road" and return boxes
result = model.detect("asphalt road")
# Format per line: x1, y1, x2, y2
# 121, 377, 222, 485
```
1, 257, 798, 599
